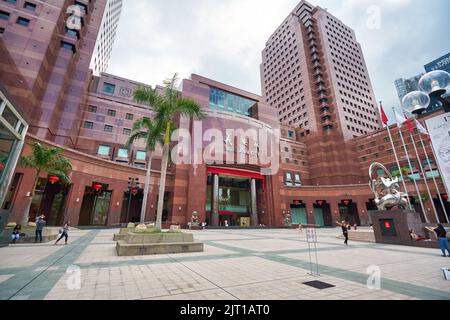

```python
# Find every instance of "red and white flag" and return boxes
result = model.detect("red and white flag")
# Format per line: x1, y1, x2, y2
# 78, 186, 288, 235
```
394, 110, 407, 128
404, 113, 415, 134
415, 120, 429, 136
379, 102, 389, 125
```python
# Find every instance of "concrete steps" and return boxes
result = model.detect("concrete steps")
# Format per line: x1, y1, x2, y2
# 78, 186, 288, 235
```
337, 230, 376, 243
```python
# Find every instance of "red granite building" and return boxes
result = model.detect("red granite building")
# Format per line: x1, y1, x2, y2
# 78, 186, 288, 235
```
0, 1, 448, 228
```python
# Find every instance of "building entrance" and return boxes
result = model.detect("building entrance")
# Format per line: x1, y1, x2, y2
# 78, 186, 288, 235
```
206, 168, 264, 227
78, 185, 112, 226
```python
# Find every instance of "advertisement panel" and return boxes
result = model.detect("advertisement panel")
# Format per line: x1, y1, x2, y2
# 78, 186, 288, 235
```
426, 114, 450, 196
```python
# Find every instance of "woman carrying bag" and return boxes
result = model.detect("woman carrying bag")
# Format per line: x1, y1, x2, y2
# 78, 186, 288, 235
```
55, 221, 70, 245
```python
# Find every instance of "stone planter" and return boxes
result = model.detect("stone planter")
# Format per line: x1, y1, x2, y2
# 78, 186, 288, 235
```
116, 232, 204, 256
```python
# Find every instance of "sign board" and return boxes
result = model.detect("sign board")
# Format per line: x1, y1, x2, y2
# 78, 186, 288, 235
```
426, 114, 450, 196
379, 219, 397, 237
424, 52, 450, 73
306, 228, 317, 243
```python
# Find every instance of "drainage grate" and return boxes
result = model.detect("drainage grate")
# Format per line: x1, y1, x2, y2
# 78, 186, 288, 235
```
303, 281, 336, 290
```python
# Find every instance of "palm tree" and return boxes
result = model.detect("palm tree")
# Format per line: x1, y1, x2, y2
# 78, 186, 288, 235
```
21, 142, 72, 224
133, 74, 204, 230
127, 117, 164, 225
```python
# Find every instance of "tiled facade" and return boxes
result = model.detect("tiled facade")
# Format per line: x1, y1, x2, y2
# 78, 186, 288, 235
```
0, 1, 448, 228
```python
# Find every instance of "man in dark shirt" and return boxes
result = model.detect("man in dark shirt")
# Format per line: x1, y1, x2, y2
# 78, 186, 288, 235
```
35, 215, 46, 243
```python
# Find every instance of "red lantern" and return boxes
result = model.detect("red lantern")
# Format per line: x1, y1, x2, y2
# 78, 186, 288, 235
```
343, 200, 350, 206
317, 200, 324, 206
384, 221, 392, 229
93, 183, 103, 192
131, 188, 138, 196
443, 194, 448, 200
48, 176, 60, 184
0, 163, 5, 171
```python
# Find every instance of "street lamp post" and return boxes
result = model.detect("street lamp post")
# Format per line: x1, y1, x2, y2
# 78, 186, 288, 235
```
126, 177, 140, 223
401, 70, 450, 222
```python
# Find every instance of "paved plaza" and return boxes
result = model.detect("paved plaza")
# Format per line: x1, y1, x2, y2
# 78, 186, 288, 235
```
0, 228, 449, 300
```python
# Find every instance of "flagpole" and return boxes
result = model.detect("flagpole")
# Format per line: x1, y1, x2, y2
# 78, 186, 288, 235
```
417, 119, 450, 223
379, 101, 412, 209
407, 127, 440, 223
393, 107, 428, 222
386, 124, 413, 209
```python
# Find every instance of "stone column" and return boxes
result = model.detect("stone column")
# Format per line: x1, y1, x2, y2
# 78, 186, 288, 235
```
250, 179, 258, 226
211, 174, 219, 227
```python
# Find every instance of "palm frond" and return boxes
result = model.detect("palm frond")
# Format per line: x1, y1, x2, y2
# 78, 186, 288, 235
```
176, 98, 205, 119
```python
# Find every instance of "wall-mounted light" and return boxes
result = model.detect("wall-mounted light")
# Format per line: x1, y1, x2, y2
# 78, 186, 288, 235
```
178, 206, 182, 211
26, 192, 31, 197
116, 202, 120, 207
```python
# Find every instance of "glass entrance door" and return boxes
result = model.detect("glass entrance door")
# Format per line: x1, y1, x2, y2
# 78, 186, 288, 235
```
91, 191, 112, 226
291, 206, 307, 225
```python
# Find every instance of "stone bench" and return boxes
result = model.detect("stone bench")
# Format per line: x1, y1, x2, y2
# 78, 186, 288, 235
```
7, 228, 58, 244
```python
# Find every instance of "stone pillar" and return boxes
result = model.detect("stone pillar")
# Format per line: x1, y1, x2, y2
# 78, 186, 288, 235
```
250, 178, 258, 226
211, 174, 219, 227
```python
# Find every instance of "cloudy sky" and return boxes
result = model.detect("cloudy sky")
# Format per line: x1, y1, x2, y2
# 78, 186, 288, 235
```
109, 0, 450, 123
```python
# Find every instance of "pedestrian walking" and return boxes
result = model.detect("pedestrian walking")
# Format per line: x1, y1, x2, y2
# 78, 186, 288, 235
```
10, 224, 21, 244
35, 214, 46, 243
55, 221, 70, 245
426, 224, 450, 257
336, 220, 349, 246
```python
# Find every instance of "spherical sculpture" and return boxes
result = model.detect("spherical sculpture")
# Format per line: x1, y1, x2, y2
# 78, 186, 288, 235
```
418, 70, 450, 95
402, 91, 430, 115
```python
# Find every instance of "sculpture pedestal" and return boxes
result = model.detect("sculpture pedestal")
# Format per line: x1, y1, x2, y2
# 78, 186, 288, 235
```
370, 210, 438, 248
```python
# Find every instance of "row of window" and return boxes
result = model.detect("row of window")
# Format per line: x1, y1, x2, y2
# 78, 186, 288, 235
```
0, 9, 31, 26
87, 105, 134, 120
285, 172, 302, 187
84, 121, 131, 135
97, 145, 147, 162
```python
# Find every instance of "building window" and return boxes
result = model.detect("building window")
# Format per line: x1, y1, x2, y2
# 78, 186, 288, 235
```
98, 145, 110, 156
83, 121, 93, 129
88, 105, 97, 113
104, 125, 113, 133
65, 27, 79, 38
285, 173, 293, 186
294, 173, 302, 186
125, 113, 134, 121
16, 17, 30, 27
60, 41, 76, 53
103, 83, 116, 94
288, 130, 295, 139
123, 128, 131, 136
24, 2, 37, 11
107, 109, 116, 117
209, 87, 256, 116
0, 11, 10, 21
117, 148, 129, 158
136, 151, 146, 161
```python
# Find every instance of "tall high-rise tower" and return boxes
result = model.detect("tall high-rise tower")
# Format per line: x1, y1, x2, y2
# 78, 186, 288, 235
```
90, 0, 123, 75
260, 1, 381, 142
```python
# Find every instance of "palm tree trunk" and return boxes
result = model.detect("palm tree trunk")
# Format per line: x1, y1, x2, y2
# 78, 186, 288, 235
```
21, 171, 40, 225
155, 144, 170, 230
140, 151, 153, 224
